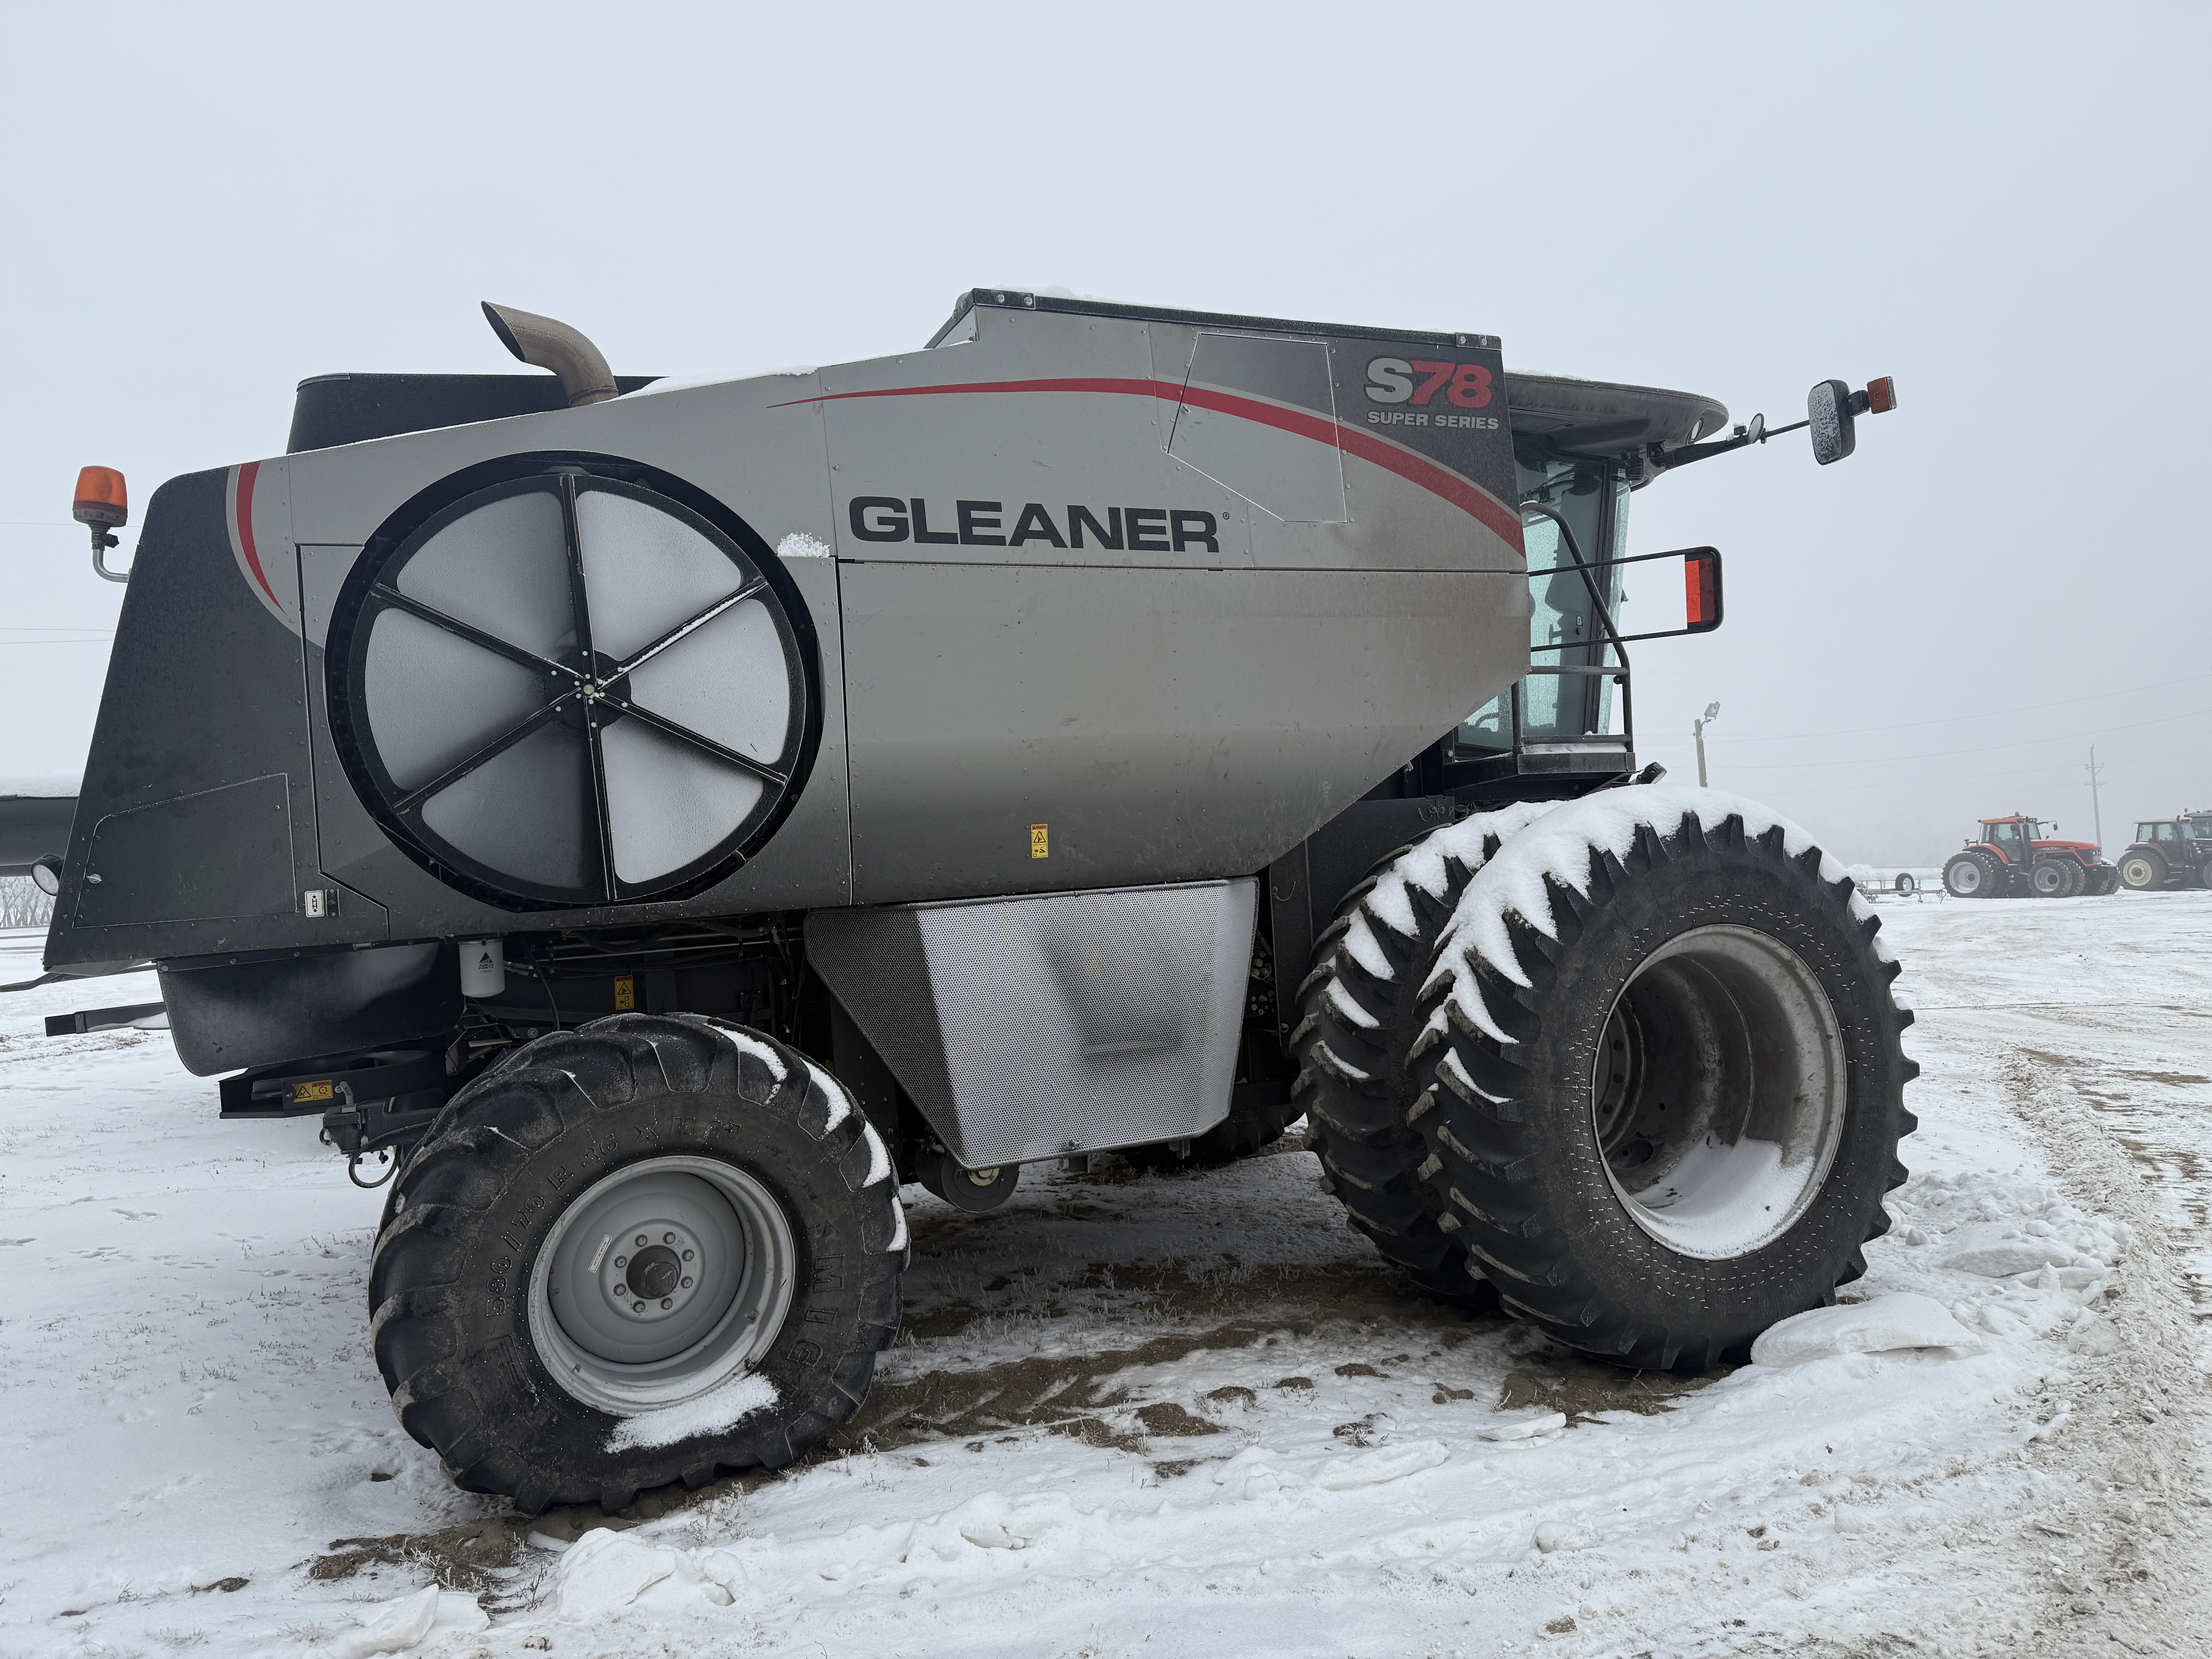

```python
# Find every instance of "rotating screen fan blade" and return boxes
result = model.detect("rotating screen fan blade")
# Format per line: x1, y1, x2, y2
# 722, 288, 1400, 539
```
419, 721, 594, 893
364, 610, 551, 792
601, 717, 767, 886
576, 489, 749, 659
625, 598, 792, 763
395, 488, 575, 658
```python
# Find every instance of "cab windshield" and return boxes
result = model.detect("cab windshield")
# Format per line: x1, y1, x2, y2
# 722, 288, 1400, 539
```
1455, 441, 1630, 752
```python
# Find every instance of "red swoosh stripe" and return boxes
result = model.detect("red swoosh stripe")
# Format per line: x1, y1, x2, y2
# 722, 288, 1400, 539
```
771, 377, 1524, 552
233, 460, 279, 609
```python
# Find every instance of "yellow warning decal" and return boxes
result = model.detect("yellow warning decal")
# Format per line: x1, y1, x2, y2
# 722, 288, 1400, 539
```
291, 1080, 335, 1105
1030, 823, 1049, 859
614, 975, 636, 1011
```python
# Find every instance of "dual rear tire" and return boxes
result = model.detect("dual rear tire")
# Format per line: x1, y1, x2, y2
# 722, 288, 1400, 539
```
1298, 790, 1918, 1370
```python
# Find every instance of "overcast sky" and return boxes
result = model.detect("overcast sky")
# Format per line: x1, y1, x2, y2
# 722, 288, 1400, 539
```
3, 3, 2204, 863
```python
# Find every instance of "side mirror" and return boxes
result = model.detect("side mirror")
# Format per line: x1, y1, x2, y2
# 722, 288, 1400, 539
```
1807, 377, 1897, 466
1808, 380, 1855, 465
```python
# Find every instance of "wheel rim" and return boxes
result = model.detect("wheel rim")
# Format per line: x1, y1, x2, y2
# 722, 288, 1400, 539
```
1591, 925, 1848, 1261
2032, 864, 2063, 894
527, 1155, 796, 1415
1950, 859, 1981, 894
2122, 856, 2156, 888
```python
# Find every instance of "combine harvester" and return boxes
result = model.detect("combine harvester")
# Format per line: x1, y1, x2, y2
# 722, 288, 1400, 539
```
15, 292, 1904, 1512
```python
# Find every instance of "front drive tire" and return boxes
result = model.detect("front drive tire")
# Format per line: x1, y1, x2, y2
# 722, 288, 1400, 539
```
2118, 852, 2165, 891
1405, 797, 1918, 1371
368, 1014, 905, 1514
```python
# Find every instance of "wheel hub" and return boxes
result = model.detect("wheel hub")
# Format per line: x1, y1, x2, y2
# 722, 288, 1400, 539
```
527, 1156, 796, 1415
1591, 924, 1848, 1261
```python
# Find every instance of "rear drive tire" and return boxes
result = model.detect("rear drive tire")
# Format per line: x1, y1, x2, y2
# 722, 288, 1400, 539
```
1944, 850, 2000, 898
368, 1014, 905, 1513
1296, 803, 1558, 1305
2118, 852, 2166, 891
1404, 796, 1918, 1371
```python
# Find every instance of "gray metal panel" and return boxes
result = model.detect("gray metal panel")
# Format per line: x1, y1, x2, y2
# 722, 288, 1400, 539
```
298, 549, 854, 936
823, 313, 1255, 571
280, 390, 856, 932
842, 561, 1528, 903
1166, 331, 1348, 524
811, 881, 1254, 1168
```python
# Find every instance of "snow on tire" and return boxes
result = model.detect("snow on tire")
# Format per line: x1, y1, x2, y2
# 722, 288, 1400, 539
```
367, 1013, 905, 1514
1404, 786, 1919, 1370
1294, 801, 1559, 1302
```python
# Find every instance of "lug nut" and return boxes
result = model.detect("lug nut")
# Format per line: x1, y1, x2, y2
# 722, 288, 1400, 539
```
663, 1232, 675, 1244
614, 1256, 627, 1269
682, 1249, 693, 1261
660, 1297, 673, 1310
635, 1234, 647, 1247
632, 1300, 645, 1313
680, 1276, 693, 1288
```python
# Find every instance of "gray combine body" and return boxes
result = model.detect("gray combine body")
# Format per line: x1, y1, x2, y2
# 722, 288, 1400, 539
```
29, 291, 1911, 1516
43, 292, 1711, 1128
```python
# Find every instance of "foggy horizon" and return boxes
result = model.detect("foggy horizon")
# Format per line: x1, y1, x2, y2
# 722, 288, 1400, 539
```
5, 3, 2203, 866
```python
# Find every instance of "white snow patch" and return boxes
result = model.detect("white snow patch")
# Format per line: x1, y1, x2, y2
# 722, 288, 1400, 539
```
1750, 1293, 1987, 1367
1939, 1221, 2101, 1277
1313, 1437, 1451, 1488
553, 1528, 676, 1616
1425, 784, 1854, 1042
777, 531, 833, 560
1323, 979, 1378, 1029
713, 1024, 787, 1082
804, 1059, 894, 1187
1480, 1409, 1568, 1444
1359, 799, 1563, 976
805, 1057, 852, 1131
605, 1370, 778, 1452
886, 1191, 909, 1254
344, 1585, 488, 1656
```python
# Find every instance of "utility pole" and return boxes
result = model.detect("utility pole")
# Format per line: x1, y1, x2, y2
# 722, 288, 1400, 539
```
2084, 744, 2106, 852
1694, 702, 1721, 787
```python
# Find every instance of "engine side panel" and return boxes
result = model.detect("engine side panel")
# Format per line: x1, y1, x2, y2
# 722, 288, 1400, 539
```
841, 562, 1525, 902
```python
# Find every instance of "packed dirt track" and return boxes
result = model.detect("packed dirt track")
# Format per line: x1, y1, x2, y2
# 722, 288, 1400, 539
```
3, 888, 2210, 1657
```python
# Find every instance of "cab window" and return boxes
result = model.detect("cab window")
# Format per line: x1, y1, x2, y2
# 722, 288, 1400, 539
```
2157, 822, 2180, 843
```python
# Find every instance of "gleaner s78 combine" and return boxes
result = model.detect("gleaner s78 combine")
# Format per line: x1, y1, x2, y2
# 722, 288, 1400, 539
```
22, 293, 1906, 1512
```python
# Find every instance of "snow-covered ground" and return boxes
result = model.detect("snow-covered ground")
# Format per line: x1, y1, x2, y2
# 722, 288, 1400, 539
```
3, 890, 2209, 1658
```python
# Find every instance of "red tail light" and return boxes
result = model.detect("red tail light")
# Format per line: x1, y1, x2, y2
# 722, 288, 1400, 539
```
1684, 549, 1722, 632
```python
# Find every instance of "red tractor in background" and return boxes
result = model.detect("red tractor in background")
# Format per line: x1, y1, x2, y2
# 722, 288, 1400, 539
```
1944, 814, 2117, 898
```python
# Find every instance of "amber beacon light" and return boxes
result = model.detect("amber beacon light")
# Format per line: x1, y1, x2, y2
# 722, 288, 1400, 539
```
73, 465, 131, 582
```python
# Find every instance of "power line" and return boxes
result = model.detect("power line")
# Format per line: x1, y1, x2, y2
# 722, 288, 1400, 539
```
1701, 671, 2212, 745
1710, 703, 2212, 773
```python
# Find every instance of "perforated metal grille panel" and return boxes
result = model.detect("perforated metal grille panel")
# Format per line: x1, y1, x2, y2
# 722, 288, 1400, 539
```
914, 879, 1255, 1167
